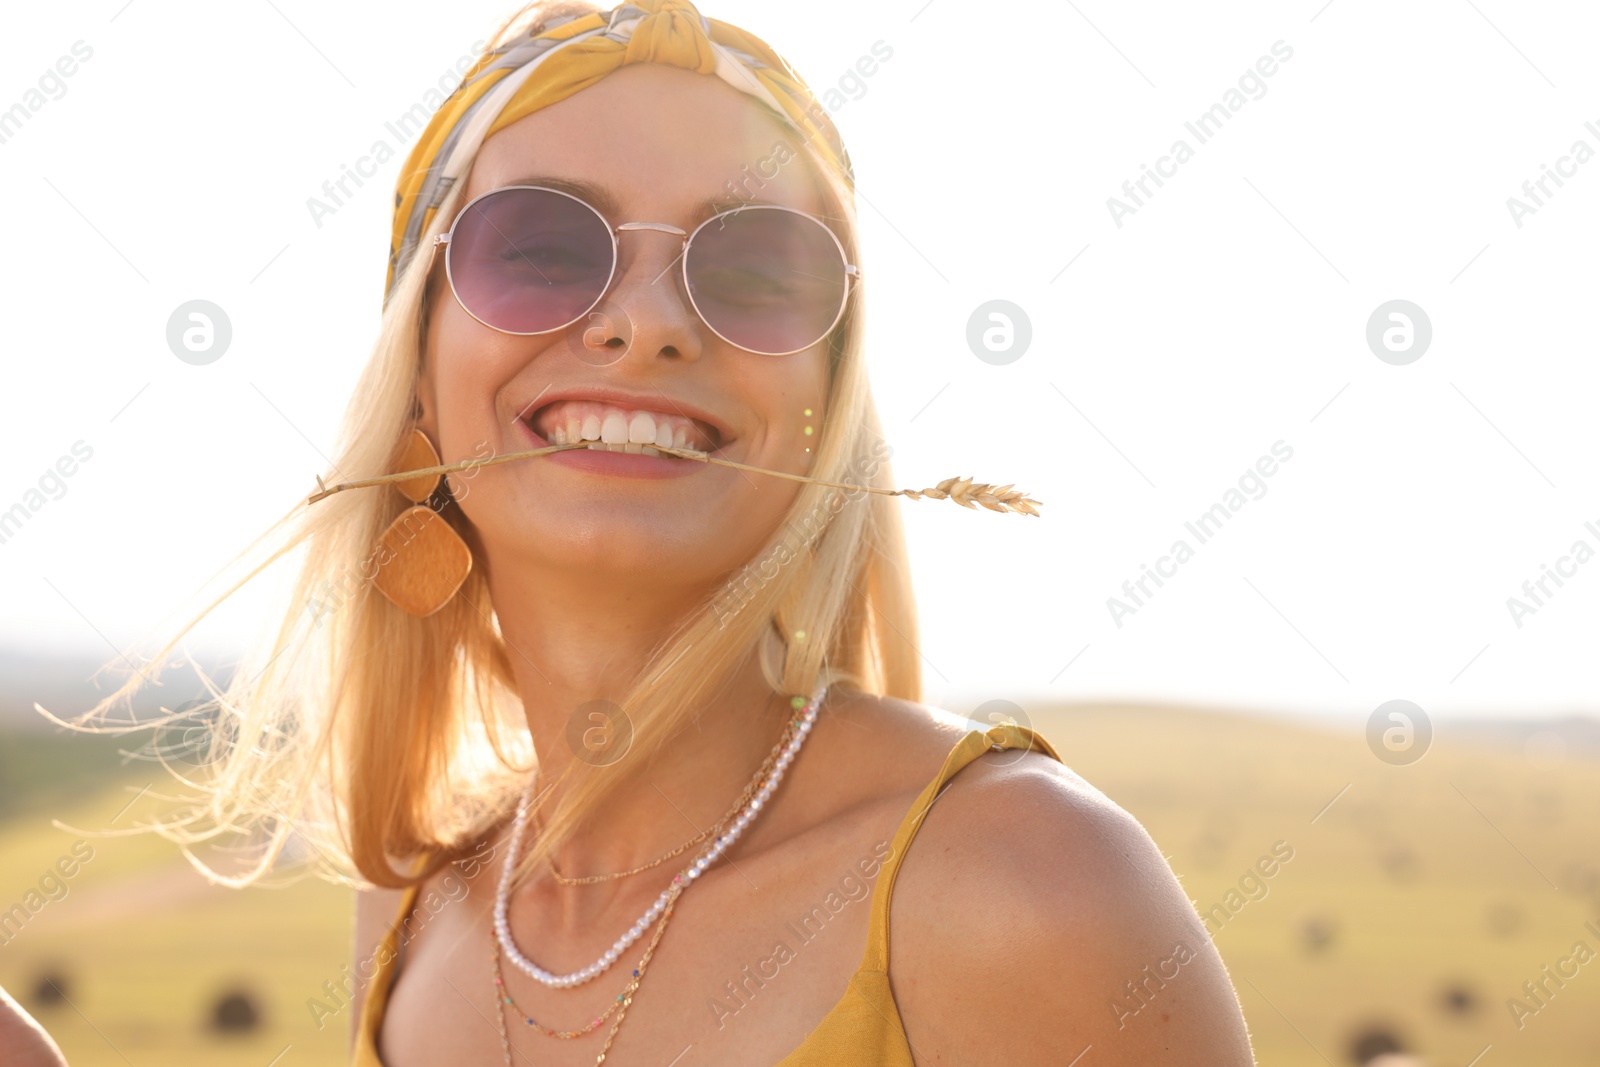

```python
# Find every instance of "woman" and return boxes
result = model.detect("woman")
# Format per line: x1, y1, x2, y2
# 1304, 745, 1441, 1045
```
20, 1, 1257, 1064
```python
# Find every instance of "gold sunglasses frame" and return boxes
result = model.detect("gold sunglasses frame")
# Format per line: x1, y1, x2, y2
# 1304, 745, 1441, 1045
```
425, 184, 862, 357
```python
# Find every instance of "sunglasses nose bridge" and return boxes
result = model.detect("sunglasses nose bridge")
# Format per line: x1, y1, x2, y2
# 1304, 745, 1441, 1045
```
607, 221, 693, 292
611, 221, 692, 288
601, 222, 697, 310
602, 222, 705, 357
614, 221, 690, 239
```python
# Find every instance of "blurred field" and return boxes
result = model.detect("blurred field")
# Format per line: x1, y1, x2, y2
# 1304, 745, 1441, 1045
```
2, 705, 1597, 1066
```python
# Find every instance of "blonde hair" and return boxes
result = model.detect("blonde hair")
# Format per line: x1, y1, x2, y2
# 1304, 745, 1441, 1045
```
48, 0, 921, 891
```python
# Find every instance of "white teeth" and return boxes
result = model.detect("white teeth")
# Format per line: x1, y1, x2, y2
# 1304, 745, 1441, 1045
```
628, 412, 656, 444
535, 404, 714, 452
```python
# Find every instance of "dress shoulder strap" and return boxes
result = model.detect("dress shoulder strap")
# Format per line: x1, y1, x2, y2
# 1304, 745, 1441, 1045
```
354, 863, 431, 1063
388, 882, 426, 958
857, 722, 1063, 973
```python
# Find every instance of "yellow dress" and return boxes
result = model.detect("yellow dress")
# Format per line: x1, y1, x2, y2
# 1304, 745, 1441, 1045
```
353, 721, 1063, 1065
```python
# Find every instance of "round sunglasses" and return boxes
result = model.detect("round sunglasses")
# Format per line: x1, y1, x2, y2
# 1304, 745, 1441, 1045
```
426, 185, 862, 357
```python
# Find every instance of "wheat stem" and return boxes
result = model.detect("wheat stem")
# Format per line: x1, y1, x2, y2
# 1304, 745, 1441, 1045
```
304, 442, 1041, 515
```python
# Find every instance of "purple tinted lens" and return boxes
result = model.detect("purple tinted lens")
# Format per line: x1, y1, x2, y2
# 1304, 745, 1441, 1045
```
685, 208, 848, 355
447, 188, 614, 334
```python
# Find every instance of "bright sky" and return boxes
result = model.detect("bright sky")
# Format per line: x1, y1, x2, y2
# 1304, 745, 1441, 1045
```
2, 1, 1596, 725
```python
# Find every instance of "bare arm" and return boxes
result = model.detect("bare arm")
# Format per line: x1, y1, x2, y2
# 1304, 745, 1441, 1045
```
0, 985, 69, 1067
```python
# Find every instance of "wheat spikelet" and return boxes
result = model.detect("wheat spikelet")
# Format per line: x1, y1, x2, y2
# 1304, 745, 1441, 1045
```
895, 477, 1041, 516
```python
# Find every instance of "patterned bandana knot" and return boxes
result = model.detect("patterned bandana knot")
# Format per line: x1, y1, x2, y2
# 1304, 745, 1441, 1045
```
618, 0, 716, 69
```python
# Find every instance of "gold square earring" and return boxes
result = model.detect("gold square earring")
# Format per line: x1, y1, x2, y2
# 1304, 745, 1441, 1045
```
370, 427, 473, 617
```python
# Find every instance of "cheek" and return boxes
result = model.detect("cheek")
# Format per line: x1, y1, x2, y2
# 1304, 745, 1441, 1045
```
749, 351, 831, 460
427, 308, 523, 435
422, 308, 549, 512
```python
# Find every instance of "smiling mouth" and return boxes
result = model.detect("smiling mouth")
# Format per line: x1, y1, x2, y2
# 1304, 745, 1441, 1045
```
526, 399, 726, 457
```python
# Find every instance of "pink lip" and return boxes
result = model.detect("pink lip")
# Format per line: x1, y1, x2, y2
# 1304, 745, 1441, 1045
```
515, 415, 709, 481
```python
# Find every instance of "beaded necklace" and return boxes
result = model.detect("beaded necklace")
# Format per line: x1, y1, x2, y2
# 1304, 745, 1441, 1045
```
489, 685, 825, 1063
492, 685, 823, 990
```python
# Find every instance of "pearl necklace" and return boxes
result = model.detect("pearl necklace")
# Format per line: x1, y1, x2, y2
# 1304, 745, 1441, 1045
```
493, 684, 825, 989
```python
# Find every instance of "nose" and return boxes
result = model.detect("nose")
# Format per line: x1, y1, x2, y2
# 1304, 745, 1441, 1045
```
598, 224, 704, 363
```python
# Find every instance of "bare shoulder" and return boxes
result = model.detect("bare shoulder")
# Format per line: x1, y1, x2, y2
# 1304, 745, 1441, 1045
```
816, 687, 974, 770
830, 691, 1256, 1066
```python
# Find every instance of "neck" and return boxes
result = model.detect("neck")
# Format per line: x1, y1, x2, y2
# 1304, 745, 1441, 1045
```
486, 556, 795, 887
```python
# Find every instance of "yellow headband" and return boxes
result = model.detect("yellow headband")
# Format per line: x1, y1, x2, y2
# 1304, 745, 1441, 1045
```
383, 0, 854, 306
